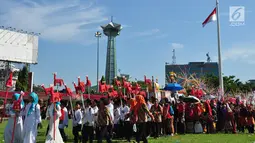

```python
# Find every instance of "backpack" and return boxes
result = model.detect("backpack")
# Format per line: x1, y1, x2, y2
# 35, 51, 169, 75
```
169, 106, 174, 116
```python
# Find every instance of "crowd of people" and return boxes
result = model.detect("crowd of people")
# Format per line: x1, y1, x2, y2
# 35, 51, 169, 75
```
3, 92, 255, 143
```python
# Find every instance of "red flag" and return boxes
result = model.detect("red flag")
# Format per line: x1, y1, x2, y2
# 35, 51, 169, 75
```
202, 8, 217, 27
5, 71, 13, 88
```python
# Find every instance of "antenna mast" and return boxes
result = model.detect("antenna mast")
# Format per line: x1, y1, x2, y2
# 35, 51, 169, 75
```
172, 49, 176, 64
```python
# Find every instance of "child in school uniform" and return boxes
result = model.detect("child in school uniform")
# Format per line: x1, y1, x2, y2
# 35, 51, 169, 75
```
73, 101, 83, 143
82, 99, 95, 143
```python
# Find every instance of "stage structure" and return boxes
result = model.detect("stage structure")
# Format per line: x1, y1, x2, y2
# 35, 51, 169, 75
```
0, 26, 39, 91
0, 26, 39, 64
101, 18, 122, 84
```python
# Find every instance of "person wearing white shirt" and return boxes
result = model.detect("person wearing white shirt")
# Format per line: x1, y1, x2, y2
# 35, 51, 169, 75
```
106, 102, 114, 123
73, 101, 82, 143
22, 92, 42, 143
113, 103, 121, 138
146, 98, 153, 137
105, 98, 114, 139
82, 100, 95, 143
59, 101, 69, 142
120, 100, 131, 141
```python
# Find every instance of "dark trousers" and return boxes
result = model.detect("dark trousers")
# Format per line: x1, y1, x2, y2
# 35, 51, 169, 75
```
82, 126, 94, 143
163, 119, 171, 135
240, 126, 245, 133
113, 124, 120, 138
73, 124, 82, 143
98, 126, 112, 143
177, 121, 186, 134
248, 125, 254, 133
136, 122, 148, 143
124, 121, 133, 142
146, 121, 152, 137
152, 122, 161, 138
107, 124, 113, 139
59, 128, 67, 141
96, 127, 100, 140
118, 120, 125, 138
174, 118, 178, 134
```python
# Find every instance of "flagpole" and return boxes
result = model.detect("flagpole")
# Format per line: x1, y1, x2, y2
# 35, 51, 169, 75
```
216, 0, 224, 99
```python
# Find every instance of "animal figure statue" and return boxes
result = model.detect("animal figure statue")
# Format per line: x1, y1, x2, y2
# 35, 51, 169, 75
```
73, 82, 79, 94
64, 84, 73, 97
85, 76, 92, 87
99, 78, 111, 93
144, 75, 153, 91
41, 84, 54, 96
99, 81, 105, 93
108, 85, 118, 97
41, 84, 61, 102
169, 72, 177, 83
53, 73, 64, 86
114, 77, 121, 87
73, 76, 86, 94
122, 76, 131, 87
121, 76, 132, 94
126, 84, 133, 94
78, 76, 85, 93
42, 84, 61, 102
132, 82, 141, 94
144, 75, 152, 85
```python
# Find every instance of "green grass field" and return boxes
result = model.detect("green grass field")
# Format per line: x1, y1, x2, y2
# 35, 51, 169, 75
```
1, 120, 255, 143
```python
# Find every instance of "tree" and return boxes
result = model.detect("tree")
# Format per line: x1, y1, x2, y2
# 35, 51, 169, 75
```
136, 80, 147, 90
203, 74, 255, 95
33, 84, 44, 93
15, 66, 29, 91
202, 74, 219, 89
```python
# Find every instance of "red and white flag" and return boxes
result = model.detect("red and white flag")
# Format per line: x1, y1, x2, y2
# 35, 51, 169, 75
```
202, 8, 217, 27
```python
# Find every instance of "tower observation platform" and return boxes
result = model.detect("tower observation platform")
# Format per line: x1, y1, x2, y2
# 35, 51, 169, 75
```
101, 19, 122, 84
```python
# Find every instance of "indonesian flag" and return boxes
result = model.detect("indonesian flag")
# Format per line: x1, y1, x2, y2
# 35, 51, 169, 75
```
202, 8, 217, 27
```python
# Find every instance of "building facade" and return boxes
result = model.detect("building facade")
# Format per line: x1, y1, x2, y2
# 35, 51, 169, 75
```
165, 62, 219, 84
248, 80, 255, 84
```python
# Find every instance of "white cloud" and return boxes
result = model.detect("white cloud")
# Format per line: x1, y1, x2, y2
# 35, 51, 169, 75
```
135, 29, 160, 37
221, 43, 255, 64
171, 43, 184, 49
0, 0, 108, 44
122, 25, 132, 28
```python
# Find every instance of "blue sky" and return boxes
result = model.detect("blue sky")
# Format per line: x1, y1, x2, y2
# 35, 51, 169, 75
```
0, 0, 254, 88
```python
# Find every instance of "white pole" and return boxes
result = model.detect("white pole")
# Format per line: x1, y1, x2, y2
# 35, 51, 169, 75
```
80, 91, 85, 111
216, 0, 224, 99
69, 96, 74, 122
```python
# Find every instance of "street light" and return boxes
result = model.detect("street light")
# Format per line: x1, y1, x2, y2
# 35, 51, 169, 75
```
95, 31, 101, 92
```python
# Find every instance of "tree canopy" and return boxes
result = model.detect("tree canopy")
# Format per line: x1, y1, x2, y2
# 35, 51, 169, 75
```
203, 74, 255, 95
15, 66, 29, 91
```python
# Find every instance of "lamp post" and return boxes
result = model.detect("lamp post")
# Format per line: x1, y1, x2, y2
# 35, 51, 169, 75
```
95, 31, 101, 92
